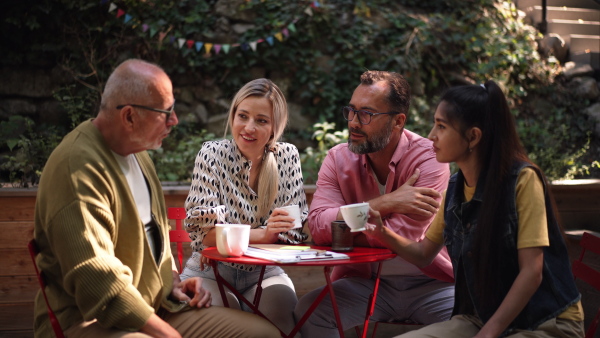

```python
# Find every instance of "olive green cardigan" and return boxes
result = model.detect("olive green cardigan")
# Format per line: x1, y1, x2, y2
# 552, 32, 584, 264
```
33, 120, 184, 337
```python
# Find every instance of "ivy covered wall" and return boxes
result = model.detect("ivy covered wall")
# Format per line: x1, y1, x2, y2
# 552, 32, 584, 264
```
0, 0, 598, 186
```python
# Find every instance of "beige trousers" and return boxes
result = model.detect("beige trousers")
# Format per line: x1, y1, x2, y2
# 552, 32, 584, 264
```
395, 314, 584, 338
64, 305, 280, 338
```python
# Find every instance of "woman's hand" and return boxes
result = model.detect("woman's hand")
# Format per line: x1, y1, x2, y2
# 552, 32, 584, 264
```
364, 207, 386, 240
263, 208, 296, 243
199, 254, 211, 271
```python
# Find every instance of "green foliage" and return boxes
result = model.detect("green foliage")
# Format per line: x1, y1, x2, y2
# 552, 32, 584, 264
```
300, 122, 348, 184
0, 0, 597, 185
0, 116, 62, 187
53, 84, 99, 129
148, 123, 218, 182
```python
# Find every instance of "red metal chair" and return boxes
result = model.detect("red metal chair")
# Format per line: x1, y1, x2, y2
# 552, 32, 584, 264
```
168, 207, 191, 273
28, 239, 65, 338
572, 231, 600, 338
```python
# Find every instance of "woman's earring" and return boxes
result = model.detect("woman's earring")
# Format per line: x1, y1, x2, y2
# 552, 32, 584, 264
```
468, 147, 472, 153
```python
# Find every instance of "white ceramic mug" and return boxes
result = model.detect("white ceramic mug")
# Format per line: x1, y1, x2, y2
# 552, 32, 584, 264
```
215, 224, 250, 257
340, 202, 370, 232
280, 204, 302, 229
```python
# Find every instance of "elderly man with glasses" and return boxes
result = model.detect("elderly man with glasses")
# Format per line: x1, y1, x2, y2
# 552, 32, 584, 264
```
32, 59, 279, 338
294, 70, 455, 337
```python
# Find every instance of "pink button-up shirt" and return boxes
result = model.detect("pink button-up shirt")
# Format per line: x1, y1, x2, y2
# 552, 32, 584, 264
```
308, 129, 454, 282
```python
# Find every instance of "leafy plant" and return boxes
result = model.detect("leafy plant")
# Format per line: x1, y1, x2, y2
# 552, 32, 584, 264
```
301, 121, 348, 184
148, 123, 218, 183
0, 116, 62, 187
0, 0, 597, 186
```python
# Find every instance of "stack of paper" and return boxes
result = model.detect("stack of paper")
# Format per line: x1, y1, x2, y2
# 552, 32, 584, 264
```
244, 244, 349, 263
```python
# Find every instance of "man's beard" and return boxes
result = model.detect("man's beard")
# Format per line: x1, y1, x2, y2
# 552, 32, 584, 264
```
348, 122, 394, 154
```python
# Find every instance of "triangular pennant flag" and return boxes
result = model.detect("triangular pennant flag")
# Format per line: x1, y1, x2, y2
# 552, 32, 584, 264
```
241, 43, 249, 51
288, 23, 297, 33
304, 6, 313, 16
124, 14, 132, 23
186, 40, 194, 49
195, 42, 203, 52
249, 41, 258, 51
150, 27, 158, 37
204, 43, 213, 54
116, 9, 125, 18
109, 3, 117, 12
177, 38, 185, 49
158, 31, 167, 43
266, 36, 274, 46
214, 44, 222, 54
222, 44, 230, 54
275, 33, 283, 42
282, 28, 289, 37
142, 24, 149, 32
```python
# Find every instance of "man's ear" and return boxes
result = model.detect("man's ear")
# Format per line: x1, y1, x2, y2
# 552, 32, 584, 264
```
468, 127, 482, 149
395, 113, 406, 130
119, 106, 136, 131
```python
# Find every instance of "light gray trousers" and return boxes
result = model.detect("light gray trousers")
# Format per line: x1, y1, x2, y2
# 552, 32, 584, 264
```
293, 275, 455, 338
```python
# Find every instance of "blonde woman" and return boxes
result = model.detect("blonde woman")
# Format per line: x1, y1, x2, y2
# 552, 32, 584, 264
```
181, 78, 308, 333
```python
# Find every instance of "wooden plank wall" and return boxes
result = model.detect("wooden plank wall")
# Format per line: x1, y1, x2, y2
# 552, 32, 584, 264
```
1, 181, 597, 337
0, 195, 37, 338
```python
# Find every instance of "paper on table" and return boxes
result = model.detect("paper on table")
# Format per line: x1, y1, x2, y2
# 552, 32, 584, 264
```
245, 245, 349, 263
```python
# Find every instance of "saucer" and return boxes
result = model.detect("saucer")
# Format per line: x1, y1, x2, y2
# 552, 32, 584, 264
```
350, 227, 366, 232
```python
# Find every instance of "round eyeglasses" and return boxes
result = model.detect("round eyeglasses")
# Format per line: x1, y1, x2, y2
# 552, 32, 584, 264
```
341, 106, 399, 125
116, 100, 176, 121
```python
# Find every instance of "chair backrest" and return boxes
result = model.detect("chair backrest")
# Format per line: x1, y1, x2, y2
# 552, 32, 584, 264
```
572, 231, 600, 338
168, 207, 191, 273
28, 239, 65, 338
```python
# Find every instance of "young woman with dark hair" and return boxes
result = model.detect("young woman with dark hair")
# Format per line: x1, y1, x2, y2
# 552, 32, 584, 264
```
365, 80, 584, 337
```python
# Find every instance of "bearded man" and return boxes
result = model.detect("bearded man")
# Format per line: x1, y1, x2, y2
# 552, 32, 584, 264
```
294, 70, 455, 337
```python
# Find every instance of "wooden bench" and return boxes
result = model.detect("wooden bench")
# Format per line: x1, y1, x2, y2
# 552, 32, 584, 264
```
1, 181, 598, 337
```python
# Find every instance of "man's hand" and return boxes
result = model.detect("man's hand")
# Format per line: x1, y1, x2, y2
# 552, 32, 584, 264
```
170, 275, 212, 308
372, 169, 441, 218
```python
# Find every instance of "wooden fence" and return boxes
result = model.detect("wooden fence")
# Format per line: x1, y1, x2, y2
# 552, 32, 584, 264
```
0, 181, 598, 337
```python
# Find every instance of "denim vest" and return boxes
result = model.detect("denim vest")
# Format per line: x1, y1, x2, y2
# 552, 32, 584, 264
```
443, 161, 580, 335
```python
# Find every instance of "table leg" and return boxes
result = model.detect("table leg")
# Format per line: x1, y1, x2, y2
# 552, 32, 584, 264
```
322, 266, 345, 337
253, 263, 266, 307
288, 266, 339, 338
210, 260, 229, 308
360, 261, 384, 338
210, 262, 286, 336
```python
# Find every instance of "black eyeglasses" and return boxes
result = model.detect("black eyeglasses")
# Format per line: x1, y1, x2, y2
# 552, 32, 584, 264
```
342, 106, 399, 125
116, 100, 176, 120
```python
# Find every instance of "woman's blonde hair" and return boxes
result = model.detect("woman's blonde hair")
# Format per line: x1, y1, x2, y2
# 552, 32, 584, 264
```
224, 78, 288, 219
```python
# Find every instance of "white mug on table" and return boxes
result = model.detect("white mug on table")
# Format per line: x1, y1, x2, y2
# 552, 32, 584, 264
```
215, 224, 250, 257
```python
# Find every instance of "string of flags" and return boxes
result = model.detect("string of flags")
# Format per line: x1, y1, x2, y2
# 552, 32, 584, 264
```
100, 1, 322, 56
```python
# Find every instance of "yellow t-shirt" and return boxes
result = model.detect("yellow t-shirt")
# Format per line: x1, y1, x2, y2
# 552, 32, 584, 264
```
425, 167, 583, 321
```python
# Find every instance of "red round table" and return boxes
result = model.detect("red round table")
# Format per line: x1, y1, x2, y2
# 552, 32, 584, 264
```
202, 246, 396, 338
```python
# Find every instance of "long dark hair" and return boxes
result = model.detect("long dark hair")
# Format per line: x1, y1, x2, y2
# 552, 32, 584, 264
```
440, 80, 533, 305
